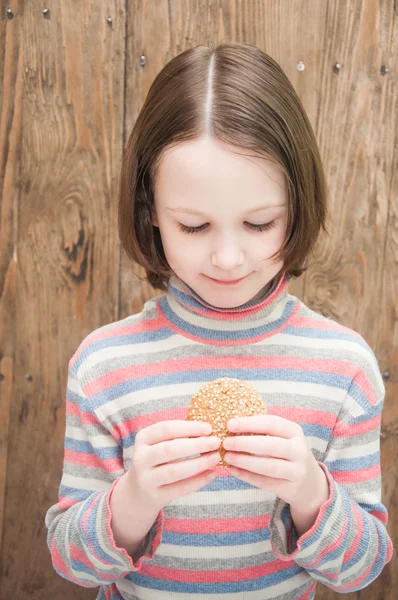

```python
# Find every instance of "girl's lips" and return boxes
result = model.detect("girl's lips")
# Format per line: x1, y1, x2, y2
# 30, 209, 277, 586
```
206, 275, 248, 285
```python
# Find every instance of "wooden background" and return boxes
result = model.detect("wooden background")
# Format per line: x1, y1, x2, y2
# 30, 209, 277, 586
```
0, 0, 396, 597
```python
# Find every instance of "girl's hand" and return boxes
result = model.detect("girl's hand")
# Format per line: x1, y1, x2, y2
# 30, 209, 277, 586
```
223, 415, 328, 513
126, 420, 222, 511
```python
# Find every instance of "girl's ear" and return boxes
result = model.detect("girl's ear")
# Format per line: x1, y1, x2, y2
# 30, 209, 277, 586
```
151, 210, 159, 227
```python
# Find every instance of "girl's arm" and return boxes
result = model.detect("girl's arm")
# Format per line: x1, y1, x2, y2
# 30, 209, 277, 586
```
269, 344, 394, 592
45, 367, 163, 588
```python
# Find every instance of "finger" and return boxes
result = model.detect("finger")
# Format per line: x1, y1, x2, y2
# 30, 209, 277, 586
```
229, 467, 290, 493
156, 452, 220, 486
150, 436, 221, 467
138, 420, 212, 446
225, 454, 294, 480
224, 435, 293, 460
228, 415, 303, 438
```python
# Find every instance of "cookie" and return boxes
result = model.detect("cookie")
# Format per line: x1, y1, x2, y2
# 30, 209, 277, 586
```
186, 377, 267, 467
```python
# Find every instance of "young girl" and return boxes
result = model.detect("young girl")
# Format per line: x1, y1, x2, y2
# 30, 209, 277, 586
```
45, 42, 393, 599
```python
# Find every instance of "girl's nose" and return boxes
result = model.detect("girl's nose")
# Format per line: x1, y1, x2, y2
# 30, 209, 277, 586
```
211, 242, 244, 270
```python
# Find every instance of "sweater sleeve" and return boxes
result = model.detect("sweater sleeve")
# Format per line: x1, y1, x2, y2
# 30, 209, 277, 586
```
44, 367, 164, 588
269, 345, 394, 592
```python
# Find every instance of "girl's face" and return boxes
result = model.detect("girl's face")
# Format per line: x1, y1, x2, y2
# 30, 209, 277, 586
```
152, 136, 289, 308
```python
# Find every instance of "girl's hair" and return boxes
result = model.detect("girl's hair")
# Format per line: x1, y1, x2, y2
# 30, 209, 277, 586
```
118, 42, 330, 292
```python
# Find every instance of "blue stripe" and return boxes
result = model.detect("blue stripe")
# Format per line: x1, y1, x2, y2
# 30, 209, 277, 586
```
160, 294, 298, 341
87, 367, 354, 410
72, 327, 173, 369
284, 325, 370, 350
324, 452, 380, 472
64, 437, 121, 459
164, 527, 269, 546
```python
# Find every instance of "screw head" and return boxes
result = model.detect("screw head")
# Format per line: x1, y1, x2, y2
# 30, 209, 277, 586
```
297, 61, 305, 71
139, 55, 146, 67
107, 16, 112, 23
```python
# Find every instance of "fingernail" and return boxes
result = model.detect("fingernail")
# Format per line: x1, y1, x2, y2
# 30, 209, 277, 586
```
228, 419, 239, 431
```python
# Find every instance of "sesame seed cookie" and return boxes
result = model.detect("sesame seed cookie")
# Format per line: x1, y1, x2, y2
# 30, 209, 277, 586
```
186, 377, 267, 467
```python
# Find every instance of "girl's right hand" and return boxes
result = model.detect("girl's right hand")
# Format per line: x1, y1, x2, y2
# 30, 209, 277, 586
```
125, 420, 222, 511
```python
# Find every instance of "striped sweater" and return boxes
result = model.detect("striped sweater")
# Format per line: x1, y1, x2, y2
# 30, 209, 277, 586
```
45, 270, 394, 599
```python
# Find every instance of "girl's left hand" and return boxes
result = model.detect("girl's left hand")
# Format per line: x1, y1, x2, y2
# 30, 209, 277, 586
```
223, 414, 328, 513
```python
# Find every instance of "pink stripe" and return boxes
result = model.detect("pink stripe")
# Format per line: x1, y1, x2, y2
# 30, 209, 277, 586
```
331, 463, 380, 485
141, 555, 295, 583
67, 400, 98, 426
293, 316, 362, 337
333, 414, 381, 437
65, 448, 122, 471
272, 406, 335, 427
56, 495, 78, 510
66, 399, 81, 416
164, 514, 271, 534
370, 508, 388, 525
69, 317, 165, 368
83, 353, 358, 396
115, 411, 171, 441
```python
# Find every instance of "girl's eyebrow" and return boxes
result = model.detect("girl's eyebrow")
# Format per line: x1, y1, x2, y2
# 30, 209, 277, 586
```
167, 204, 286, 216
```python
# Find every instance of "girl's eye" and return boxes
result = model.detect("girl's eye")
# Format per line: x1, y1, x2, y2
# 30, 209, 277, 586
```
178, 221, 276, 234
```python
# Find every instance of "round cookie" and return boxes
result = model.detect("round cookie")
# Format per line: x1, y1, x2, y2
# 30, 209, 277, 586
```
186, 377, 267, 467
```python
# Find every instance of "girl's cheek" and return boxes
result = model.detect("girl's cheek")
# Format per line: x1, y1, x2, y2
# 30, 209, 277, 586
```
164, 242, 199, 270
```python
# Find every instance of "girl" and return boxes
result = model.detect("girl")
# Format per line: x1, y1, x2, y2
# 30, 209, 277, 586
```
45, 42, 393, 599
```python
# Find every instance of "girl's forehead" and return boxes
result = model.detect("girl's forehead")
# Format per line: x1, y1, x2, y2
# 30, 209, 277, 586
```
158, 136, 281, 175
155, 138, 287, 207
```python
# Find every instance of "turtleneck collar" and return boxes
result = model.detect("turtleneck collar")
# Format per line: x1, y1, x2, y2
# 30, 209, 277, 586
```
157, 270, 299, 346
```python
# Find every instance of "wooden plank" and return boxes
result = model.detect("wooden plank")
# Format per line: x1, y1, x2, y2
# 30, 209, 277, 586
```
1, 1, 126, 597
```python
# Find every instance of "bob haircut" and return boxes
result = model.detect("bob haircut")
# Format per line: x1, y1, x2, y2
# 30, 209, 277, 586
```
118, 41, 330, 292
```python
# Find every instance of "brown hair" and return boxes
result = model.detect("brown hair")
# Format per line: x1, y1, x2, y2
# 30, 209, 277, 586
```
118, 41, 330, 292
